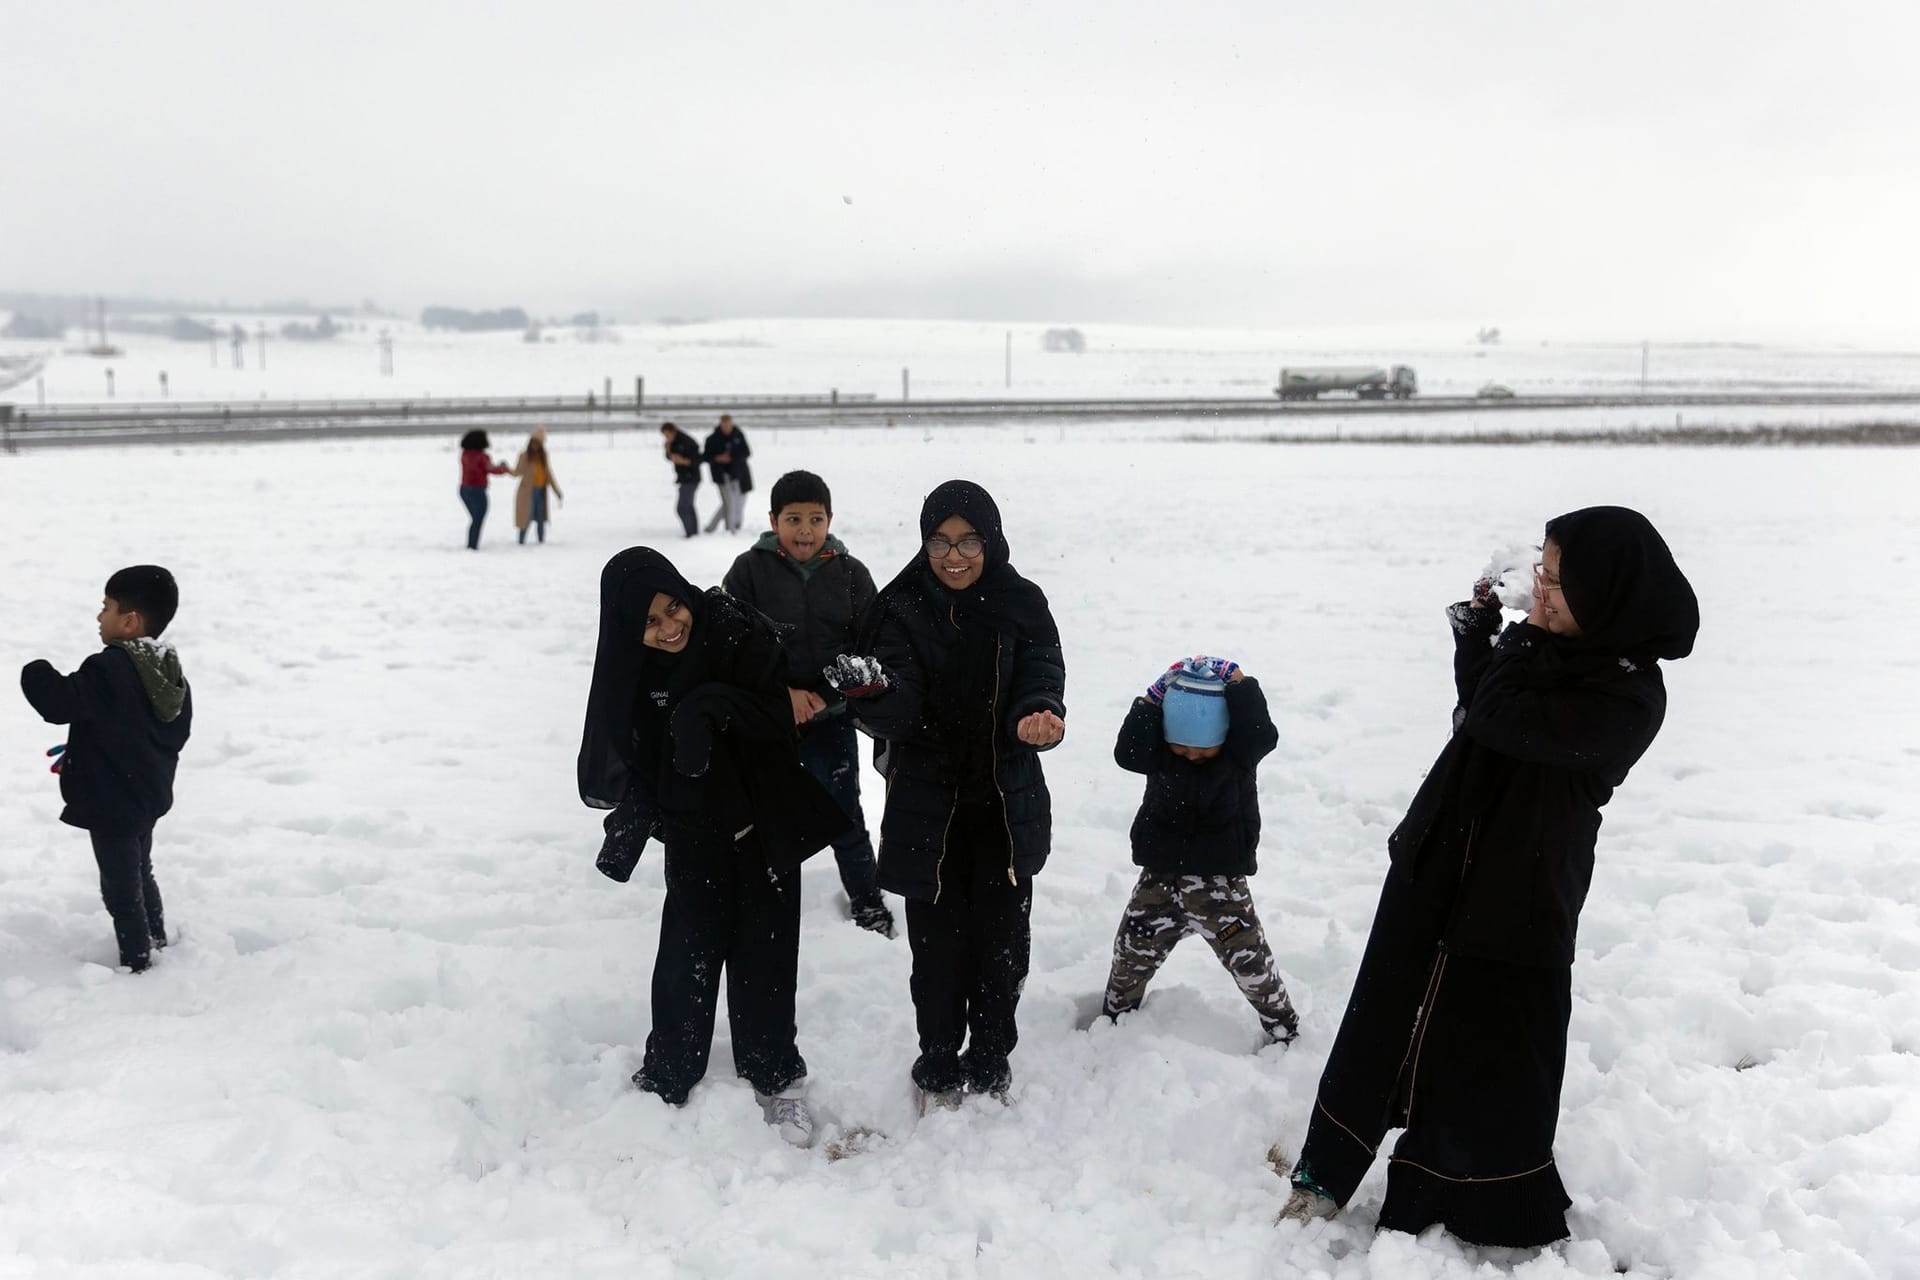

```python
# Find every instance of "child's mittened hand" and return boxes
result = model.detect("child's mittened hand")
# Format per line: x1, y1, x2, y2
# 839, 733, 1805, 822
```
1471, 577, 1501, 609
1190, 655, 1240, 683
823, 655, 889, 699
47, 743, 66, 774
1144, 660, 1184, 705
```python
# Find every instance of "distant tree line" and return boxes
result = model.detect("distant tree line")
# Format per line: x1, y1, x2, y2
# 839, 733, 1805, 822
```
421, 305, 530, 332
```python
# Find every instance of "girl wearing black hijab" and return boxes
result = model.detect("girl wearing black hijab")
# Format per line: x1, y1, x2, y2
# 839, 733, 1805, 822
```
833, 480, 1067, 1106
1279, 506, 1699, 1246
578, 547, 847, 1146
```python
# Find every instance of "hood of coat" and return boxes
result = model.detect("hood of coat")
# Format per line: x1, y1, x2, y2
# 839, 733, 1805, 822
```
110, 638, 188, 722
1545, 506, 1699, 661
752, 529, 849, 570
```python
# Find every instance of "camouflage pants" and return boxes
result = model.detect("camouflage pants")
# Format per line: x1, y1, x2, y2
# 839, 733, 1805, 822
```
1103, 872, 1298, 1040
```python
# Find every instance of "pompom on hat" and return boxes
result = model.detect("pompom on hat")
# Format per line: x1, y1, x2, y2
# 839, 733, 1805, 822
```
1162, 660, 1230, 748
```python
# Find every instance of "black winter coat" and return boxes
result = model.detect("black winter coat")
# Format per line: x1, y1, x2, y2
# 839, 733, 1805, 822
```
21, 648, 193, 834
666, 432, 702, 485
1114, 677, 1278, 877
723, 536, 877, 701
1388, 607, 1667, 967
854, 579, 1066, 900
702, 427, 752, 492
626, 590, 849, 875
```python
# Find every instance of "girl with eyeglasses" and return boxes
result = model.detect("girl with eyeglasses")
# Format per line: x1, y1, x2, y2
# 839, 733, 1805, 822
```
829, 480, 1067, 1109
1279, 507, 1698, 1247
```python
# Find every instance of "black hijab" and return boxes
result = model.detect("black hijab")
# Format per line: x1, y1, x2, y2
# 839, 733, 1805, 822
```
1545, 506, 1699, 662
578, 547, 703, 809
865, 480, 1061, 648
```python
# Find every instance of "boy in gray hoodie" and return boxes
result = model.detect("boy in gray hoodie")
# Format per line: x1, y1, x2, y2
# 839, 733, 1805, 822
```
22, 565, 193, 972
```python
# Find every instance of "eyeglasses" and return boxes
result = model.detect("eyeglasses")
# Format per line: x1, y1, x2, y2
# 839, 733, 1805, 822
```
926, 534, 985, 559
1532, 563, 1564, 596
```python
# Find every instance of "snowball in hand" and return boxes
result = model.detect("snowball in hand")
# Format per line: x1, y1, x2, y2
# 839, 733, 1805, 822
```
1481, 540, 1537, 611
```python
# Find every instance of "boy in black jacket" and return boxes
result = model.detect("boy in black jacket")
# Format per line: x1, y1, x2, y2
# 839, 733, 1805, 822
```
21, 566, 193, 973
1100, 655, 1298, 1044
722, 470, 894, 937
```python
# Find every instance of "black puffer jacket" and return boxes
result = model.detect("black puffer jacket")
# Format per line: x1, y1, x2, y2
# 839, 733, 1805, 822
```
21, 646, 193, 834
723, 534, 877, 700
1388, 607, 1667, 967
1114, 677, 1278, 877
665, 431, 701, 485
855, 577, 1066, 900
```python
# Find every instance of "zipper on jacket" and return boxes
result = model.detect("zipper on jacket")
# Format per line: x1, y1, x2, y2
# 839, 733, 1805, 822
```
990, 630, 1018, 886
931, 602, 964, 902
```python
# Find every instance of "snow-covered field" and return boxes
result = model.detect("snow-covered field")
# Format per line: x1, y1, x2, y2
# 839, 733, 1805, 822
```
2, 425, 1917, 1279
9, 315, 1920, 407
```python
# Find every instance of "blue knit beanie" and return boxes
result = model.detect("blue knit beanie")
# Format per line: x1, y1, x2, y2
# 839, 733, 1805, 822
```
1162, 662, 1229, 748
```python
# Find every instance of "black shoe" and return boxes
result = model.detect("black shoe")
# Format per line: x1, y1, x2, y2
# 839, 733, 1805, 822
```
631, 1065, 688, 1106
962, 1052, 1011, 1098
124, 953, 151, 974
911, 1051, 965, 1096
850, 893, 896, 938
150, 926, 168, 950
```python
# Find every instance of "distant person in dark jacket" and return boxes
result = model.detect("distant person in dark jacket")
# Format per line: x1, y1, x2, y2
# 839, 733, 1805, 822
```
577, 547, 847, 1147
833, 480, 1066, 1109
1279, 507, 1699, 1248
660, 423, 702, 538
458, 429, 511, 550
1100, 655, 1298, 1043
20, 566, 193, 973
701, 414, 753, 534
723, 470, 892, 937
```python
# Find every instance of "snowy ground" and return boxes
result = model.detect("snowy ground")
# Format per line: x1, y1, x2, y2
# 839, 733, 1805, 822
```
2, 427, 1917, 1279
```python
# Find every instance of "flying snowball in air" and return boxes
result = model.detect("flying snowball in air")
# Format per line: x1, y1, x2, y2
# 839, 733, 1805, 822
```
842, 195, 853, 205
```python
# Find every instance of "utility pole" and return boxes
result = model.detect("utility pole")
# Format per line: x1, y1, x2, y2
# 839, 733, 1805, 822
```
230, 325, 245, 370
257, 323, 268, 372
902, 367, 910, 400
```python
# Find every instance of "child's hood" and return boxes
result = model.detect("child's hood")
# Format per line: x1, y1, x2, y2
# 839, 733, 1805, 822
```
754, 530, 850, 564
109, 637, 188, 722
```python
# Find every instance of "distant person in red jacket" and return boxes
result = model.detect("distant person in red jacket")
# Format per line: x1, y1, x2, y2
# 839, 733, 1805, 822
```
459, 430, 511, 550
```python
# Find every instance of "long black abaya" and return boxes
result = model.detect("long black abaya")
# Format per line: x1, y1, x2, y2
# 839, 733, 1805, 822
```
1295, 506, 1699, 1247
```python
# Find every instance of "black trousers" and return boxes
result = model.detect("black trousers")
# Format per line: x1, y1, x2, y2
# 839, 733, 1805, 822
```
797, 719, 878, 899
641, 829, 807, 1103
904, 801, 1031, 1086
90, 828, 164, 967
675, 482, 700, 538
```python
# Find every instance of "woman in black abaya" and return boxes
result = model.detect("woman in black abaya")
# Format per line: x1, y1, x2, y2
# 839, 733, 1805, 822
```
577, 547, 847, 1146
1280, 506, 1699, 1247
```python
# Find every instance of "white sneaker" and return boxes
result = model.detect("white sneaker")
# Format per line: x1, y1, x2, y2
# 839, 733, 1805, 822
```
1276, 1187, 1339, 1225
756, 1086, 816, 1148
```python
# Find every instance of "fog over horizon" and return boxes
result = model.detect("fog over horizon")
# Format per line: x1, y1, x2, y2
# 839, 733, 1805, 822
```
6, 1, 1918, 345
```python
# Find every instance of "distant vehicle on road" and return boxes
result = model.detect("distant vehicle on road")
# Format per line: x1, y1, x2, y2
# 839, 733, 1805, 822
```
1276, 365, 1417, 401
1476, 383, 1517, 399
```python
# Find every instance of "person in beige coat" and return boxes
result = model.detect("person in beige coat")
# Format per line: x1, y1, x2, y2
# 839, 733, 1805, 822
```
511, 428, 564, 544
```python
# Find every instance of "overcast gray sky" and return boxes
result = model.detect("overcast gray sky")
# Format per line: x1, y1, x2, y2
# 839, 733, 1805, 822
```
7, 1, 1917, 340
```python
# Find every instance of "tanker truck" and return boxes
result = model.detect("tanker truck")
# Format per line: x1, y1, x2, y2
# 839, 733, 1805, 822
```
1275, 364, 1417, 400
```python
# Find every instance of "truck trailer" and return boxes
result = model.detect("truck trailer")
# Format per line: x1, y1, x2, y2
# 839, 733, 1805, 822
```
1275, 364, 1418, 400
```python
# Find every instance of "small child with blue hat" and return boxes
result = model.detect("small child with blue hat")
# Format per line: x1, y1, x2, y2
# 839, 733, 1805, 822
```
1099, 655, 1299, 1044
